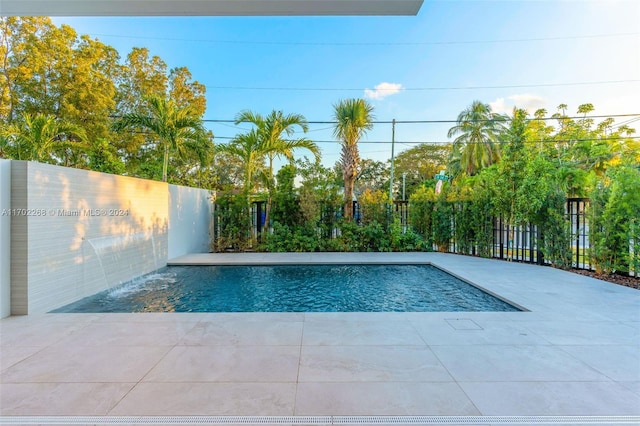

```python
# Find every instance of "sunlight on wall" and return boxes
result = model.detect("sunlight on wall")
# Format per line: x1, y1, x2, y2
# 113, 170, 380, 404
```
7, 161, 211, 314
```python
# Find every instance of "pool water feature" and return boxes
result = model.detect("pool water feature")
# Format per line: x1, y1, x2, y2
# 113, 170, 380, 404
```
52, 264, 521, 313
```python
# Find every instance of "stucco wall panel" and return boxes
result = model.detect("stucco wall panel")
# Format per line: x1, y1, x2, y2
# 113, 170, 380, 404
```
4, 161, 211, 314
23, 162, 169, 313
168, 184, 212, 259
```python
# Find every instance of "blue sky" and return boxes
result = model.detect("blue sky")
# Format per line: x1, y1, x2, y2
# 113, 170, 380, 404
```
52, 0, 640, 168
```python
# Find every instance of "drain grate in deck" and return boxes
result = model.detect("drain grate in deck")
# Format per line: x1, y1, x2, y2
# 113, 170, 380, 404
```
1, 416, 639, 425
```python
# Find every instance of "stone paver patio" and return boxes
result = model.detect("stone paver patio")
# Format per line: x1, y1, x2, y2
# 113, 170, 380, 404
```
1, 253, 639, 425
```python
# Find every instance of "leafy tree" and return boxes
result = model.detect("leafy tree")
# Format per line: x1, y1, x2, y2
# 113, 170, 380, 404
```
550, 103, 619, 176
432, 189, 452, 252
111, 95, 212, 182
211, 150, 245, 191
115, 47, 169, 117
296, 157, 342, 231
517, 156, 572, 268
408, 186, 436, 248
358, 189, 391, 226
168, 66, 206, 116
0, 133, 8, 158
114, 48, 207, 180
87, 138, 125, 174
271, 164, 301, 228
393, 143, 451, 198
447, 100, 505, 176
472, 203, 495, 256
460, 173, 496, 258
491, 108, 529, 259
61, 35, 121, 142
0, 17, 120, 143
332, 98, 375, 219
1, 17, 209, 180
356, 159, 389, 195
171, 164, 218, 190
526, 108, 554, 155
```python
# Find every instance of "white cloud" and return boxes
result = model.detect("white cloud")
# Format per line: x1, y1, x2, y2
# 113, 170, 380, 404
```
364, 82, 403, 100
489, 94, 547, 115
489, 97, 508, 115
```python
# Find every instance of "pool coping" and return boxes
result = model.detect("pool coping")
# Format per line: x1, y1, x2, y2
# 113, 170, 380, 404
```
2, 252, 639, 423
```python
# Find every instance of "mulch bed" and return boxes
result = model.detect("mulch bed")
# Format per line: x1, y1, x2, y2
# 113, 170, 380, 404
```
571, 269, 640, 290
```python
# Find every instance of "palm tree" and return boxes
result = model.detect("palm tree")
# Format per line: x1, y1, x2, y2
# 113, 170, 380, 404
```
216, 129, 265, 198
111, 95, 211, 182
5, 113, 87, 163
0, 134, 9, 159
332, 98, 374, 219
215, 129, 271, 242
447, 100, 505, 176
235, 109, 320, 228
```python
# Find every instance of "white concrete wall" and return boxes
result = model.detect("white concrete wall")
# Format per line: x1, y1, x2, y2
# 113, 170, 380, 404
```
12, 161, 169, 314
168, 184, 212, 259
0, 160, 11, 318
5, 161, 212, 315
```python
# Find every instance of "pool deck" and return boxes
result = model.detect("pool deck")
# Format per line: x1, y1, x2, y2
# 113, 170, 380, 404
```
1, 252, 639, 425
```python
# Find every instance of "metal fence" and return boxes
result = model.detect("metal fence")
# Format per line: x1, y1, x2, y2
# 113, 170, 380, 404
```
214, 197, 638, 275
469, 198, 591, 269
491, 218, 543, 264
567, 198, 590, 269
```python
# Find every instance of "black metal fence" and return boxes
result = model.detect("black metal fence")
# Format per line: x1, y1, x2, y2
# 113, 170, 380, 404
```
491, 218, 543, 264
466, 198, 591, 269
567, 198, 590, 269
214, 197, 636, 275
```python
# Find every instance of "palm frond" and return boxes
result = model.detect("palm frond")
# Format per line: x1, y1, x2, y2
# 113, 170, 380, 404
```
111, 94, 207, 181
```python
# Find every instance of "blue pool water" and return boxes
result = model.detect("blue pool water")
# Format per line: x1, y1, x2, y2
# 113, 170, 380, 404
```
52, 264, 521, 313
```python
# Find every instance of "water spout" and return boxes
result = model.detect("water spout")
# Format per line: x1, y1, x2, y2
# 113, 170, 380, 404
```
83, 233, 162, 292
82, 237, 110, 291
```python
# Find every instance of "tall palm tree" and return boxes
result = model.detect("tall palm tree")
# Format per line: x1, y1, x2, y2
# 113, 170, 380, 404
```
5, 113, 87, 163
447, 100, 505, 176
216, 129, 272, 242
111, 95, 211, 182
235, 109, 320, 227
332, 98, 374, 219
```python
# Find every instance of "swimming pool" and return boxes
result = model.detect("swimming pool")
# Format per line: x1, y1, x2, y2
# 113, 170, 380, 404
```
52, 264, 521, 313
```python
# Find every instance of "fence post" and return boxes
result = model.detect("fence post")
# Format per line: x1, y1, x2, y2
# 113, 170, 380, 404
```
529, 223, 534, 263
499, 218, 504, 259
536, 225, 545, 265
255, 201, 263, 241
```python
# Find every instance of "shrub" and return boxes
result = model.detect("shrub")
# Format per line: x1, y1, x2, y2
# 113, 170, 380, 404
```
590, 165, 640, 274
432, 196, 452, 252
408, 186, 435, 247
359, 189, 391, 227
212, 192, 252, 252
